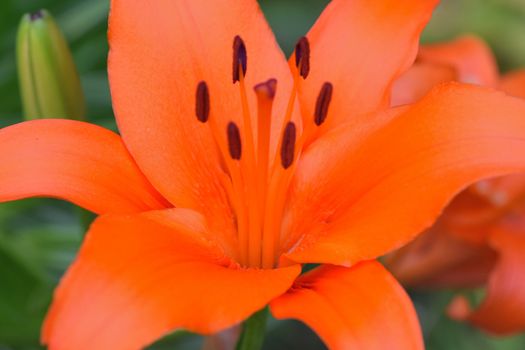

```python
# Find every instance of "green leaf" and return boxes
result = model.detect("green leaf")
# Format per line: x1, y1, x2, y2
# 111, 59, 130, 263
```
0, 236, 51, 346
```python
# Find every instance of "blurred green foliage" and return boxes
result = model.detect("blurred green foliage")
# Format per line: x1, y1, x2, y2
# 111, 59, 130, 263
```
1, 0, 525, 349
423, 0, 525, 71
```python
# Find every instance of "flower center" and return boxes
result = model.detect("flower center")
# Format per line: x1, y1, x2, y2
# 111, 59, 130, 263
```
194, 35, 332, 268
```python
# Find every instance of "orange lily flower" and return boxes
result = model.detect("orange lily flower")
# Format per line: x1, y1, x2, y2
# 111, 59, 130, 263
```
4, 2, 525, 349
387, 35, 525, 334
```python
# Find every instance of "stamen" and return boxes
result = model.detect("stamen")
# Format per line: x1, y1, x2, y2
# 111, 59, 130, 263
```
260, 69, 300, 267
294, 36, 310, 79
262, 121, 297, 267
227, 122, 242, 160
261, 74, 300, 267
233, 40, 262, 267
233, 36, 248, 83
314, 82, 333, 126
195, 81, 210, 123
280, 122, 296, 169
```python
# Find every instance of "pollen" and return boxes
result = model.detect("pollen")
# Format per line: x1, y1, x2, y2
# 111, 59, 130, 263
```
195, 81, 210, 123
295, 36, 310, 79
314, 82, 333, 126
281, 122, 296, 169
227, 122, 242, 160
233, 36, 247, 83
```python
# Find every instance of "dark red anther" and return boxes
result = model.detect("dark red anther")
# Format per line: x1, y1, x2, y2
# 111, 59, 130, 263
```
280, 122, 296, 169
233, 36, 247, 83
227, 122, 242, 160
314, 82, 333, 126
294, 36, 310, 79
195, 81, 210, 123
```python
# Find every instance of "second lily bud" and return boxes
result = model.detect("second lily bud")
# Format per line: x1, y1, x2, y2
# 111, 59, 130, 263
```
16, 9, 86, 120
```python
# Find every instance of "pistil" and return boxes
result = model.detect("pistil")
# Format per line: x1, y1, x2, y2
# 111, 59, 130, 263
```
260, 41, 306, 268
194, 81, 246, 263
254, 79, 277, 242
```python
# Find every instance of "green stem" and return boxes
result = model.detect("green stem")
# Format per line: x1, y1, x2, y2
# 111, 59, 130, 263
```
235, 308, 268, 350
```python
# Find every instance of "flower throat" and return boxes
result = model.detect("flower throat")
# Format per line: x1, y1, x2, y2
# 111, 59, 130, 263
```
194, 35, 332, 269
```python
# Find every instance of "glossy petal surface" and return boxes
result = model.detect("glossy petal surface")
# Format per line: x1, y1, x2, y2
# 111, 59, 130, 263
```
108, 0, 295, 238
298, 0, 438, 135
0, 119, 166, 214
42, 209, 300, 350
271, 262, 423, 350
284, 84, 525, 265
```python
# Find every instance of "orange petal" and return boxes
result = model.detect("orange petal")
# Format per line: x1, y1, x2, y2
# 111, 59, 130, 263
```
391, 62, 456, 106
386, 221, 497, 288
297, 0, 437, 134
42, 209, 300, 350
392, 36, 500, 107
108, 0, 294, 236
471, 174, 525, 206
283, 83, 525, 265
271, 262, 423, 350
449, 215, 525, 334
0, 119, 166, 214
440, 174, 525, 244
500, 70, 525, 99
418, 35, 499, 87
434, 190, 500, 245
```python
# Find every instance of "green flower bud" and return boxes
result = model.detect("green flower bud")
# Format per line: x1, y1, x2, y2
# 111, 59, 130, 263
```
16, 9, 86, 120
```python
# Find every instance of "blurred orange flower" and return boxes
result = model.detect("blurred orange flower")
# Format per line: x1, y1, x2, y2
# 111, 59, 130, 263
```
388, 35, 525, 335
3, 2, 525, 349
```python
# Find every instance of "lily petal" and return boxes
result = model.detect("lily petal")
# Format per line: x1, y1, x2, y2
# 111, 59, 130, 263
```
108, 0, 293, 236
0, 119, 166, 214
284, 83, 525, 265
442, 175, 525, 244
386, 221, 497, 288
448, 215, 525, 334
42, 208, 300, 350
391, 62, 456, 106
500, 70, 525, 99
298, 0, 437, 134
392, 36, 499, 106
418, 35, 499, 87
271, 262, 423, 350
